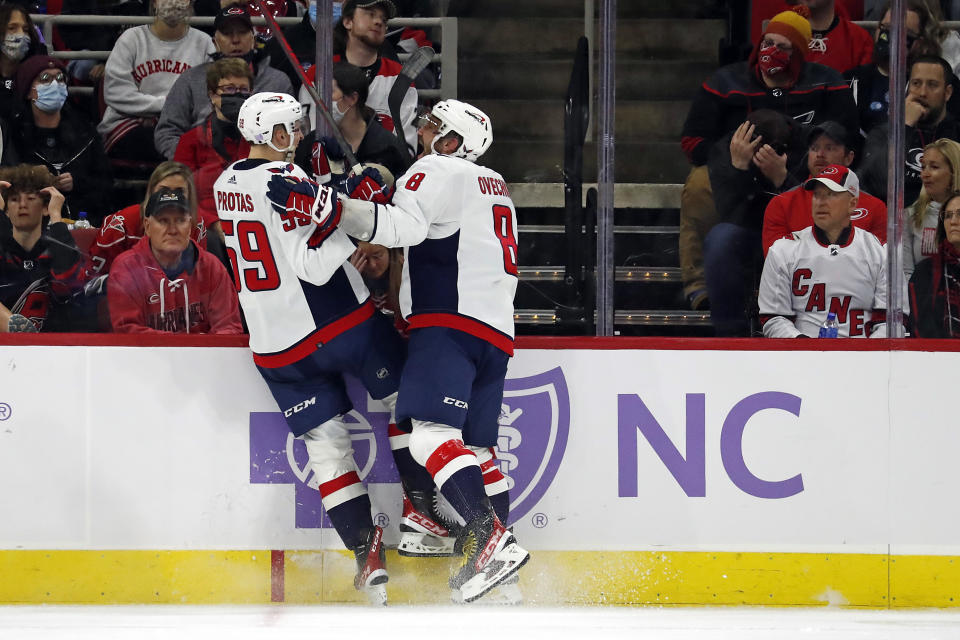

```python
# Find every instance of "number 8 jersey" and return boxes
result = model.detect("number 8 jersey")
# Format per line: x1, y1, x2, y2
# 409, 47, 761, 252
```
371, 153, 519, 355
214, 159, 370, 367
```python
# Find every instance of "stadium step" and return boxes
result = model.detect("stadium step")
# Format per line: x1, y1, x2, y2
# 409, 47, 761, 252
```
459, 19, 726, 59
448, 0, 723, 19
469, 99, 691, 141
459, 57, 716, 102
482, 139, 687, 184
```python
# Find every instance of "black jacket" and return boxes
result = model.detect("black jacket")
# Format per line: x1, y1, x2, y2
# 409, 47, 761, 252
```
859, 113, 960, 207
8, 104, 114, 226
908, 243, 960, 338
681, 60, 859, 167
707, 131, 802, 230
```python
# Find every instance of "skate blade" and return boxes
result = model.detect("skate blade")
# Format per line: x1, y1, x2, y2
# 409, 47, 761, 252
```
362, 583, 387, 606
397, 532, 457, 557
458, 543, 530, 604
450, 581, 523, 606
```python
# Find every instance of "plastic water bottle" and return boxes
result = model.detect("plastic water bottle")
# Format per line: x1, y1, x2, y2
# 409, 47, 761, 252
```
73, 211, 92, 229
818, 312, 839, 338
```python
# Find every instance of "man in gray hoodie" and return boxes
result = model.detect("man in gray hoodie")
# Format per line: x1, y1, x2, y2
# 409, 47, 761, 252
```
154, 3, 293, 159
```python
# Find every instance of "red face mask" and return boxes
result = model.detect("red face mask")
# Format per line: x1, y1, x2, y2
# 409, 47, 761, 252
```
758, 44, 792, 76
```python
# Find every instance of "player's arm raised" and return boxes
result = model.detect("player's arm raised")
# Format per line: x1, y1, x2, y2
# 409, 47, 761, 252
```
265, 172, 356, 286
337, 167, 438, 247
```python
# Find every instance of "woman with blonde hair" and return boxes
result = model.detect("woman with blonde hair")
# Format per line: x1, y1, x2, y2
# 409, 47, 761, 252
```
904, 138, 960, 279
86, 160, 206, 278
909, 189, 960, 337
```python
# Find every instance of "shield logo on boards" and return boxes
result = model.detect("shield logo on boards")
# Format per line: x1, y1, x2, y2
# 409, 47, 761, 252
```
248, 368, 570, 528
497, 367, 570, 523
249, 380, 392, 528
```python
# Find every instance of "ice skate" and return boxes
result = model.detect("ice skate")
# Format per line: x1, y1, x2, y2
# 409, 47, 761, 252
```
353, 526, 388, 605
449, 511, 529, 604
397, 489, 457, 557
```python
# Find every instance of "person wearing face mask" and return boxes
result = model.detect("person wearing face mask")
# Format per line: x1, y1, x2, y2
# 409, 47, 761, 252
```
173, 57, 253, 235
6, 55, 113, 227
154, 3, 292, 160
678, 5, 857, 311
293, 61, 410, 197
97, 0, 216, 168
0, 3, 47, 122
845, 0, 944, 139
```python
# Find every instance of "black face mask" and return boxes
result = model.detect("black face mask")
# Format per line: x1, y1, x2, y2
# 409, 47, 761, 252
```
219, 94, 248, 125
874, 27, 918, 64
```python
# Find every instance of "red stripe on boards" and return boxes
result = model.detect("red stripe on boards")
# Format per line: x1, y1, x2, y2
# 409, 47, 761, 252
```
271, 550, 284, 602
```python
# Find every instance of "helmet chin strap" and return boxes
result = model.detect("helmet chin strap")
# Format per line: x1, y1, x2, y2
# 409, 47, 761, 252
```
266, 124, 296, 154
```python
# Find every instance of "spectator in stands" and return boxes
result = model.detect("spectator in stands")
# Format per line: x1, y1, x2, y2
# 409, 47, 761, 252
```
0, 164, 85, 331
762, 121, 887, 255
902, 138, 960, 280
0, 4, 46, 121
107, 186, 242, 333
173, 57, 252, 233
6, 55, 114, 226
57, 0, 150, 86
706, 109, 801, 337
298, 0, 418, 156
845, 0, 941, 138
908, 190, 960, 337
97, 0, 216, 166
861, 56, 960, 210
349, 241, 406, 332
87, 161, 208, 279
759, 165, 888, 338
295, 60, 411, 189
678, 6, 857, 311
780, 0, 874, 73
154, 3, 293, 159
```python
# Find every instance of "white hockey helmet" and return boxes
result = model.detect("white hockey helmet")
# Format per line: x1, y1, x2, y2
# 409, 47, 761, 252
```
237, 92, 307, 153
423, 99, 493, 162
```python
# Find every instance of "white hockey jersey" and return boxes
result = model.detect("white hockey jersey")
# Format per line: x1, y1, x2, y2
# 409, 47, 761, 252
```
98, 25, 215, 150
364, 153, 518, 354
213, 160, 369, 367
759, 225, 887, 338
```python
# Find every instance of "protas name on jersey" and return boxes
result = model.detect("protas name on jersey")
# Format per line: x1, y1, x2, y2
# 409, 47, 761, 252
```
759, 225, 887, 338
213, 159, 368, 366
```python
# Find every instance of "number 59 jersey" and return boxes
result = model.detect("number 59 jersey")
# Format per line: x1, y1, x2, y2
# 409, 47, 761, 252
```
381, 153, 519, 354
214, 159, 369, 367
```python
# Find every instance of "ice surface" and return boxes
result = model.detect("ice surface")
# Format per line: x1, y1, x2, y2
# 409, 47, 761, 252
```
1, 605, 959, 640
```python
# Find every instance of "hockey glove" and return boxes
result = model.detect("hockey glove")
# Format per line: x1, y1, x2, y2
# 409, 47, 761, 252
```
344, 167, 390, 204
266, 173, 322, 218
309, 140, 333, 185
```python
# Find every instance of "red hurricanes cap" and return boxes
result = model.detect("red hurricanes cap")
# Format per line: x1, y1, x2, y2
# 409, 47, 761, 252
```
804, 164, 859, 198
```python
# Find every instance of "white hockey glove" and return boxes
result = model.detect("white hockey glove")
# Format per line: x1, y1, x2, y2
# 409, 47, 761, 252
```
338, 197, 379, 242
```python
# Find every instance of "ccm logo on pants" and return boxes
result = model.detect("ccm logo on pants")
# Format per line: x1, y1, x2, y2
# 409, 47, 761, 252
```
443, 397, 469, 409
285, 396, 316, 417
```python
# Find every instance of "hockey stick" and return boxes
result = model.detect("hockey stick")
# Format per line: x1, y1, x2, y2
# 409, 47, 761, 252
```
252, 0, 363, 176
388, 45, 435, 158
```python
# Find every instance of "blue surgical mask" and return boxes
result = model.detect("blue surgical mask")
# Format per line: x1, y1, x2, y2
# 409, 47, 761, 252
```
34, 81, 68, 113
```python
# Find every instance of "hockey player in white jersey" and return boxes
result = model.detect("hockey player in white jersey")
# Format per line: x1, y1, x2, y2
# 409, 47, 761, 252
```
759, 165, 888, 338
213, 92, 429, 605
332, 99, 529, 603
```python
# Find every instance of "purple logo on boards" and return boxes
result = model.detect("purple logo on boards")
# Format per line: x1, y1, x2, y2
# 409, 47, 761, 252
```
249, 378, 397, 528
497, 367, 570, 523
249, 369, 570, 528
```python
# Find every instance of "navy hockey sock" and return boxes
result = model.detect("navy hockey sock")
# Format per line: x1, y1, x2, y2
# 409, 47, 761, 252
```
488, 491, 510, 525
438, 466, 489, 524
325, 494, 374, 551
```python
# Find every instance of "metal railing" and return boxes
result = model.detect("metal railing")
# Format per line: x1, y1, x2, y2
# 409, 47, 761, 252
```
30, 14, 457, 100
